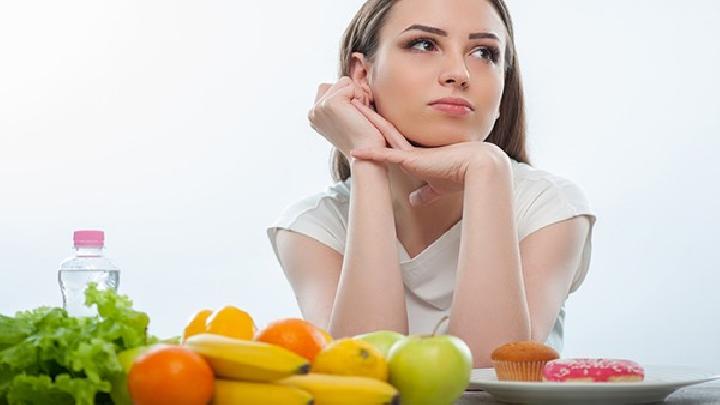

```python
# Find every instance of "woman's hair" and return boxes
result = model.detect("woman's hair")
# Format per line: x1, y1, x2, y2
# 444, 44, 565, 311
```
331, 0, 530, 182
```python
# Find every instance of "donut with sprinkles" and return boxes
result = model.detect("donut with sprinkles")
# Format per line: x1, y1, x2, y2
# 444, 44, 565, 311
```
542, 359, 644, 382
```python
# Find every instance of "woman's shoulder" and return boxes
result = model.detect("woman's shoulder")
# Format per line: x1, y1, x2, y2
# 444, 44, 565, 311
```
511, 158, 577, 186
509, 158, 596, 240
267, 179, 351, 257
284, 179, 350, 213
269, 179, 351, 233
510, 159, 591, 209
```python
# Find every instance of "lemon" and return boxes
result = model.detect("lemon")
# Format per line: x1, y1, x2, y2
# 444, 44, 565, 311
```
318, 327, 333, 345
205, 305, 256, 340
312, 338, 388, 381
182, 309, 213, 342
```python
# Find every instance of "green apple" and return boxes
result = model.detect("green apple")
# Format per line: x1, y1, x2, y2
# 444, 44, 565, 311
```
110, 346, 152, 405
387, 335, 472, 405
118, 346, 152, 372
353, 330, 406, 358
159, 335, 181, 345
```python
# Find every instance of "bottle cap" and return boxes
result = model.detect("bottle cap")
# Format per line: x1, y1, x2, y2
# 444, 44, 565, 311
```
73, 230, 105, 248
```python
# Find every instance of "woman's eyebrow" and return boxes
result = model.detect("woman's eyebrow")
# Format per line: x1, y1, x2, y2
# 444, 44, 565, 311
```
401, 24, 500, 41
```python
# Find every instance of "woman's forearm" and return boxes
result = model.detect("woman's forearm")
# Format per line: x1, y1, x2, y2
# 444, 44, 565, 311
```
448, 159, 531, 367
328, 158, 408, 337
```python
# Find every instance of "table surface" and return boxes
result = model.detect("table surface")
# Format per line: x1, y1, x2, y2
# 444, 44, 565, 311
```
456, 380, 720, 404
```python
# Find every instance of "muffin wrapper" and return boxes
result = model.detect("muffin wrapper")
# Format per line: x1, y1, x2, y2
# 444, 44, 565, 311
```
492, 360, 548, 382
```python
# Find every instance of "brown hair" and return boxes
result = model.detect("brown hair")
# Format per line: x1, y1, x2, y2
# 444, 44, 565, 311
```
331, 0, 530, 182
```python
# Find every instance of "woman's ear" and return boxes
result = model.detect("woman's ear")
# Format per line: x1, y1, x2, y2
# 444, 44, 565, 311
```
349, 52, 374, 103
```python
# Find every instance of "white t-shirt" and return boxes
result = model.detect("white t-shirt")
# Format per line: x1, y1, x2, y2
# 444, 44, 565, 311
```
266, 158, 596, 354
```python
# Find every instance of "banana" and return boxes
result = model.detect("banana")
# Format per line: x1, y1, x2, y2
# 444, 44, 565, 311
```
184, 333, 310, 382
213, 379, 313, 405
278, 373, 399, 405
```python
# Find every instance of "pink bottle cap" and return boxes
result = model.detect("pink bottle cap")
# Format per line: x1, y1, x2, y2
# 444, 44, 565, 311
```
73, 230, 105, 247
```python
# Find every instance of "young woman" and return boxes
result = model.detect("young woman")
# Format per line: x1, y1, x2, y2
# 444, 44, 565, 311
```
267, 0, 596, 367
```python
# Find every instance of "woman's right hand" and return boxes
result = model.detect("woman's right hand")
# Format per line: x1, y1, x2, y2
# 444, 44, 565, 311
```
308, 76, 397, 157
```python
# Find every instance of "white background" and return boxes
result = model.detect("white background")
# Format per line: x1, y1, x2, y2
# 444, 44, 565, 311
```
1, 1, 718, 370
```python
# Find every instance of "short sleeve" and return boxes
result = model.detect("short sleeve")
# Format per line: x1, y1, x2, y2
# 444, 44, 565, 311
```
266, 191, 349, 264
518, 177, 597, 293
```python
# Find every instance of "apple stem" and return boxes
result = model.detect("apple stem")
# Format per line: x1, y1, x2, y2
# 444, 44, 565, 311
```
432, 315, 449, 336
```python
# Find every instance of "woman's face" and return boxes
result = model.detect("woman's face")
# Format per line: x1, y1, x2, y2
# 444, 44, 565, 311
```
359, 0, 508, 147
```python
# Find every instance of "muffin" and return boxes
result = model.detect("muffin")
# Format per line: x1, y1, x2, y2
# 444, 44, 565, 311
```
491, 341, 559, 382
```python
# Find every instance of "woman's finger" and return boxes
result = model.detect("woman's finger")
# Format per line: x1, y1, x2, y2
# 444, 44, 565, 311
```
409, 184, 442, 207
350, 99, 413, 151
314, 83, 333, 104
351, 99, 402, 150
354, 100, 413, 150
315, 77, 353, 104
330, 84, 369, 109
350, 147, 413, 164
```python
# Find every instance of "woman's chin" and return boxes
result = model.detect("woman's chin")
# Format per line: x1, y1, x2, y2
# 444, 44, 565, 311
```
406, 134, 473, 148
399, 121, 477, 147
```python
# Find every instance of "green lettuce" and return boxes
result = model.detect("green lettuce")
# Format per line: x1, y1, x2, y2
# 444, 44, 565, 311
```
0, 284, 154, 405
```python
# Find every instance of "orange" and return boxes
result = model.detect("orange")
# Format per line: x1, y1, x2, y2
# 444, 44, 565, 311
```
205, 305, 255, 340
128, 345, 213, 405
182, 309, 212, 342
255, 318, 327, 362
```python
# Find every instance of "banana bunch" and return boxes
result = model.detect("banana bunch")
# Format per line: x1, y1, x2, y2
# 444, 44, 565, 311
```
184, 333, 310, 382
279, 374, 399, 405
184, 334, 399, 405
214, 380, 313, 405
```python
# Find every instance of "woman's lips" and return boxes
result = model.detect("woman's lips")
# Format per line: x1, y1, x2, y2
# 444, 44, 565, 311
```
430, 103, 473, 117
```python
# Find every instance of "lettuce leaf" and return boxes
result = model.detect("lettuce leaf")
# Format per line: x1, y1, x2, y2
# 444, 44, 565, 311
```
0, 284, 153, 405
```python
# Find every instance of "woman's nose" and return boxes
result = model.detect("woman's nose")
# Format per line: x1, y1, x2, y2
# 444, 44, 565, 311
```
439, 63, 470, 89
440, 54, 470, 89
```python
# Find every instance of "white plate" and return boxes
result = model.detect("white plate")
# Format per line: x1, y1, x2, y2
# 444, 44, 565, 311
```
468, 365, 720, 404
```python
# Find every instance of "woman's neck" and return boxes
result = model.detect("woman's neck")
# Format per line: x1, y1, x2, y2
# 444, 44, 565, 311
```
386, 164, 464, 257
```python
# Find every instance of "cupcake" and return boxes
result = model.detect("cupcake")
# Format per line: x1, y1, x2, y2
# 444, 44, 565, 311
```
491, 341, 559, 382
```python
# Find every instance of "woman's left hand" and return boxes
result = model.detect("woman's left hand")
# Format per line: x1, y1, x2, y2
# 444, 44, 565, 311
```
349, 99, 510, 207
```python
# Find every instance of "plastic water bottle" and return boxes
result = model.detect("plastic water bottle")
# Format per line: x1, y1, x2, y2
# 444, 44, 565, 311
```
58, 230, 120, 317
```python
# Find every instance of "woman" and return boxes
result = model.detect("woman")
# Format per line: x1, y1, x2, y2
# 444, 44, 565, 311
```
267, 0, 596, 368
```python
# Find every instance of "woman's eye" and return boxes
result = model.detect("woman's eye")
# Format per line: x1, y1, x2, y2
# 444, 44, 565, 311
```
408, 38, 436, 52
407, 38, 500, 64
471, 47, 500, 63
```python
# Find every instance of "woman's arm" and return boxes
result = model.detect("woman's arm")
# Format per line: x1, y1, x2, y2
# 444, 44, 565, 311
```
350, 135, 592, 367
519, 215, 591, 342
447, 156, 530, 365
329, 159, 408, 337
275, 77, 408, 336
276, 160, 408, 337
448, 154, 591, 367
275, 230, 344, 330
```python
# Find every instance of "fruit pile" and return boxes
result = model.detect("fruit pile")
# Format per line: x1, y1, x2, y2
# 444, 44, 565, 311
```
0, 283, 474, 405
125, 306, 474, 405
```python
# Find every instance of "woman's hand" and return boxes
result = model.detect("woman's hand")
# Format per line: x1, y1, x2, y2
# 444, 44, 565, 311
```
349, 101, 511, 207
308, 77, 409, 157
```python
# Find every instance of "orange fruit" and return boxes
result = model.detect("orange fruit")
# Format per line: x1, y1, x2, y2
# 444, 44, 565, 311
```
205, 305, 255, 340
255, 318, 326, 362
128, 345, 213, 405
182, 309, 212, 342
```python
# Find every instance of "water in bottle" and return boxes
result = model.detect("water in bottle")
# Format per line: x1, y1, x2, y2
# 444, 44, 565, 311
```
58, 230, 120, 316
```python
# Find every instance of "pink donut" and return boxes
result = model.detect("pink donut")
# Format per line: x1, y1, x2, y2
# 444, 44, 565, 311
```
542, 359, 644, 382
